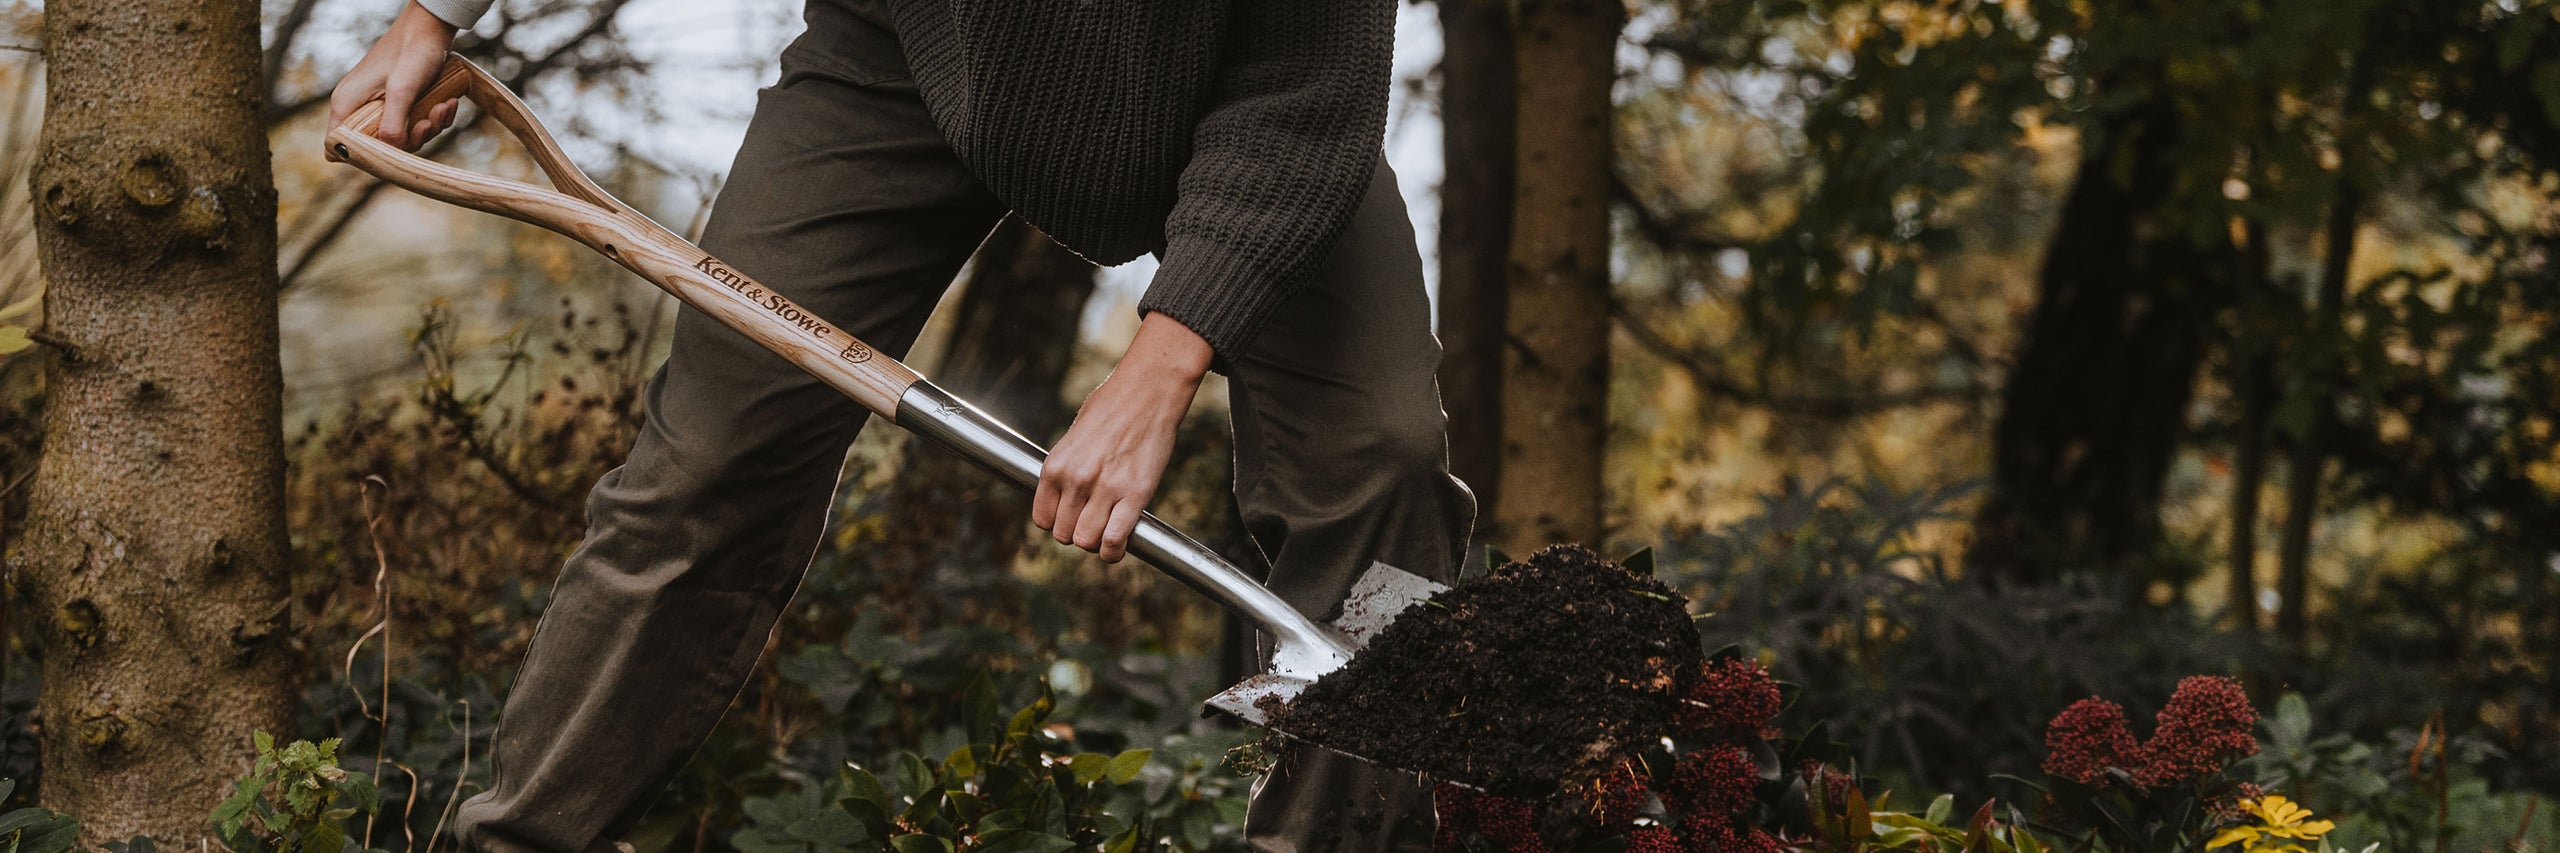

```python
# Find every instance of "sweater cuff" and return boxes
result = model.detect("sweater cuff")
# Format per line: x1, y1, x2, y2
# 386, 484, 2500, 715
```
413, 0, 491, 29
1135, 238, 1296, 376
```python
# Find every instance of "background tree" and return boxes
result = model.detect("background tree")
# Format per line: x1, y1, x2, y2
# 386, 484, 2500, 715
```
1435, 0, 1515, 560
1496, 0, 1622, 551
9, 0, 296, 839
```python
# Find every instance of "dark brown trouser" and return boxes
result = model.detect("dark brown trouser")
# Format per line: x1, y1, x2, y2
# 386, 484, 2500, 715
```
451, 1, 1474, 851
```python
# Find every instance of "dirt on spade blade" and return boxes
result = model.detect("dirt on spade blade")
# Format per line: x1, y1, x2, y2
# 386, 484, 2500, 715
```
1264, 544, 1701, 795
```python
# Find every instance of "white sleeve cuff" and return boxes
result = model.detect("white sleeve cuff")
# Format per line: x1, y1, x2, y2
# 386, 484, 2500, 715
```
413, 0, 493, 28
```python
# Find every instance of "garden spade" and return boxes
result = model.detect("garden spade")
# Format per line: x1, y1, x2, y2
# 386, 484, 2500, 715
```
328, 54, 1446, 754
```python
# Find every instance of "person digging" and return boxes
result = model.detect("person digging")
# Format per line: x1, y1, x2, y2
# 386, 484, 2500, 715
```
328, 1, 1478, 851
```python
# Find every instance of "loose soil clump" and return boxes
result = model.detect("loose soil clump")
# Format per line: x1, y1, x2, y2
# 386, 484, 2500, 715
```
1268, 544, 1701, 795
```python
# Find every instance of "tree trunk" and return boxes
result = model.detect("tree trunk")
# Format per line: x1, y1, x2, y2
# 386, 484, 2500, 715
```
2276, 181, 2361, 644
1969, 99, 2233, 587
9, 0, 295, 840
1494, 0, 1620, 553
878, 218, 1095, 615
1436, 0, 1516, 564
2228, 220, 2273, 634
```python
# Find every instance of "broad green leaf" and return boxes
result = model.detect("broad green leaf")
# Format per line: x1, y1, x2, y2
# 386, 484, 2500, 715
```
1926, 793, 1955, 827
1005, 687, 1056, 748
888, 834, 952, 853
835, 796, 893, 844
299, 821, 346, 853
839, 765, 888, 808
784, 808, 866, 846
1104, 750, 1151, 785
894, 752, 934, 801
974, 832, 1075, 853
963, 671, 1004, 748
945, 790, 983, 824
899, 786, 945, 829
340, 771, 379, 814
1066, 753, 1110, 786
975, 807, 1026, 835
0, 809, 57, 837
17, 816, 81, 853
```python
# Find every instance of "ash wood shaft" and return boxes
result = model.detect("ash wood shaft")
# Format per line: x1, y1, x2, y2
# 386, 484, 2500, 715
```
326, 54, 923, 418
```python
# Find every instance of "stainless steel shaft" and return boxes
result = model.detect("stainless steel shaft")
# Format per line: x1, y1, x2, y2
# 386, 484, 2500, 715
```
894, 381, 1357, 679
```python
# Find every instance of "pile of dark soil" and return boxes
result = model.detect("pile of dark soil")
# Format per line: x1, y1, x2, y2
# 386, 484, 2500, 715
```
1267, 544, 1702, 795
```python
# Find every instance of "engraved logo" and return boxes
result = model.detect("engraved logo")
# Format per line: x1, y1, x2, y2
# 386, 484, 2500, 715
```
840, 341, 874, 363
700, 255, 836, 341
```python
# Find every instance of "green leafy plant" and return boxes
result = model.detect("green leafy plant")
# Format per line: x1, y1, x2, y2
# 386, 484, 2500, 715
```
2241, 693, 2557, 852
209, 732, 380, 853
733, 673, 1246, 853
1821, 792, 2052, 853
0, 779, 80, 853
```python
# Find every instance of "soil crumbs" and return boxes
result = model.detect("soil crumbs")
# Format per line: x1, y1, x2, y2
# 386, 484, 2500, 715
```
1267, 544, 1701, 796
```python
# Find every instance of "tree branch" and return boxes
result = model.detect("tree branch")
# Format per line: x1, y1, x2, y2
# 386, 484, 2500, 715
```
262, 0, 324, 116
1611, 301, 1990, 417
273, 0, 645, 289
1613, 173, 1743, 254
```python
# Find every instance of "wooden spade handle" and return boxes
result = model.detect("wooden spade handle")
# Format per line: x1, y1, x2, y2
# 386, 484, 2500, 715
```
325, 53, 923, 418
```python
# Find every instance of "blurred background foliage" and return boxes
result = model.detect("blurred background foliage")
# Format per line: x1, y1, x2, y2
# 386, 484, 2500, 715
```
0, 0, 2551, 847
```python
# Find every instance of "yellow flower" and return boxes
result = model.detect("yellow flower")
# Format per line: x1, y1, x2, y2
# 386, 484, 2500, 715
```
2207, 794, 2338, 853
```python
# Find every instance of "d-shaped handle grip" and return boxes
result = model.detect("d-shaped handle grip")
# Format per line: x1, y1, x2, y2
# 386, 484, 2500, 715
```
324, 53, 925, 415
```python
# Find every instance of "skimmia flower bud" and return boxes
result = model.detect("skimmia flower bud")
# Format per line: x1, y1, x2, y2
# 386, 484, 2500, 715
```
1678, 657, 1783, 740
2042, 696, 2144, 787
2136, 675, 2258, 787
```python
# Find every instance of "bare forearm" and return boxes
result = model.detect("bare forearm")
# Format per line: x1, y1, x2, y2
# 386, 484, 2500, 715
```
1031, 313, 1212, 562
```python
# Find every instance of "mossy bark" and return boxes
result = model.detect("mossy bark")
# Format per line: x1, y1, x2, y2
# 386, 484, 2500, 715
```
9, 0, 296, 841
1494, 0, 1619, 551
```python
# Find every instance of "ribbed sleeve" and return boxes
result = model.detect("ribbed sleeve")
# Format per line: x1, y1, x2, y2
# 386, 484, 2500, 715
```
1135, 1, 1395, 364
413, 0, 491, 28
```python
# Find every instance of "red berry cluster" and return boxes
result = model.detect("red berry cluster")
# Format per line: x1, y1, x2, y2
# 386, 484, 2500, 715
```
1435, 783, 1547, 853
1588, 760, 1652, 825
1624, 826, 1679, 853
1432, 657, 1794, 853
1674, 815, 1785, 853
2041, 697, 2143, 786
1677, 658, 1783, 739
2135, 676, 2259, 786
1668, 746, 1761, 816
2040, 675, 2260, 792
1666, 658, 1790, 852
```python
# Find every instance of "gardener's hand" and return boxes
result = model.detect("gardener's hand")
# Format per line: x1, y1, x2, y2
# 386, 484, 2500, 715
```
1034, 313, 1214, 563
326, 0, 462, 160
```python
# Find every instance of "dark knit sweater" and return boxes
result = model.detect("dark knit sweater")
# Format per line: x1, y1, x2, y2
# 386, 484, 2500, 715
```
882, 0, 1397, 367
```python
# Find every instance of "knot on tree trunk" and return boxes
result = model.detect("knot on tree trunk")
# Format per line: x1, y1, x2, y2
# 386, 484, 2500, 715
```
33, 143, 250, 257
